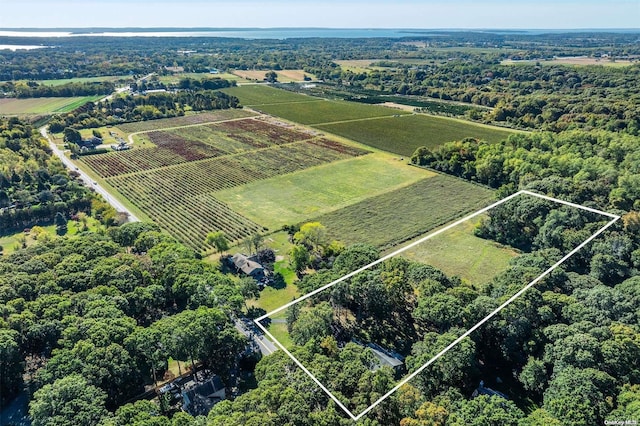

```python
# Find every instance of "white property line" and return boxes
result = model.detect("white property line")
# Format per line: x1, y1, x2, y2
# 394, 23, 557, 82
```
254, 190, 620, 421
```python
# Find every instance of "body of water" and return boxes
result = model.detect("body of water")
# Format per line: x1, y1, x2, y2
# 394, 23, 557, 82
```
1, 28, 637, 41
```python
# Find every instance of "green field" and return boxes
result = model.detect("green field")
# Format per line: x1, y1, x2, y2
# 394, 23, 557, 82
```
35, 75, 130, 86
316, 114, 515, 156
215, 153, 434, 229
222, 85, 316, 106
0, 96, 103, 114
255, 98, 409, 125
401, 219, 520, 286
314, 175, 494, 250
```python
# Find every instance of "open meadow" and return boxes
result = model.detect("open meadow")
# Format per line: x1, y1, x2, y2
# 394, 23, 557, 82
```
400, 218, 520, 286
0, 96, 102, 115
231, 69, 313, 82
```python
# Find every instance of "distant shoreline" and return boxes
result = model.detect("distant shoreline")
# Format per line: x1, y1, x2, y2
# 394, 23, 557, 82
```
1, 27, 639, 40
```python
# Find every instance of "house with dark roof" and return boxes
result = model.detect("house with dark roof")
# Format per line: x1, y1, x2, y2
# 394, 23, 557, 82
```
471, 380, 509, 400
181, 375, 226, 416
230, 254, 265, 280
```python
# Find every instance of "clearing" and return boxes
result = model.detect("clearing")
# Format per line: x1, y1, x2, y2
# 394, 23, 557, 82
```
400, 218, 520, 286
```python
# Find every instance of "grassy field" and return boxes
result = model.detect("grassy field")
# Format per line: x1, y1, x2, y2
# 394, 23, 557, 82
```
249, 282, 299, 314
266, 322, 294, 350
231, 69, 313, 83
314, 175, 494, 250
215, 153, 435, 229
0, 96, 102, 114
116, 109, 255, 134
256, 99, 409, 125
221, 85, 317, 106
501, 57, 636, 67
35, 75, 130, 86
401, 219, 519, 286
316, 114, 515, 156
157, 72, 241, 85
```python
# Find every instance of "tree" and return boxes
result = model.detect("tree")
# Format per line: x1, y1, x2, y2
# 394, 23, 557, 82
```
54, 211, 67, 235
63, 127, 81, 144
294, 222, 327, 253
0, 329, 23, 407
265, 71, 278, 83
30, 374, 108, 426
543, 366, 616, 426
290, 302, 333, 345
519, 357, 548, 395
205, 230, 229, 255
289, 244, 310, 274
454, 395, 524, 426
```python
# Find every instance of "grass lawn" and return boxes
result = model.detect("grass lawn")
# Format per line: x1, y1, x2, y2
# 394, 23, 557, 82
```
400, 219, 520, 287
249, 281, 299, 314
256, 98, 409, 125
266, 322, 294, 350
221, 85, 317, 106
0, 96, 103, 115
0, 217, 103, 256
314, 174, 494, 250
316, 114, 515, 156
215, 153, 434, 229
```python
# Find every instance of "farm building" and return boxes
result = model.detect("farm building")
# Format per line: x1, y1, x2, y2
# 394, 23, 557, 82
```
230, 254, 265, 280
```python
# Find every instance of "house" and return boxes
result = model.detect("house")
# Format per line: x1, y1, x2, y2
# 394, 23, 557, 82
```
78, 136, 102, 148
352, 339, 404, 372
471, 380, 509, 400
230, 254, 265, 280
181, 375, 226, 416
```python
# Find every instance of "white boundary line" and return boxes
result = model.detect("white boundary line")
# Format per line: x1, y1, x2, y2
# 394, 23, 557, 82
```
254, 190, 620, 420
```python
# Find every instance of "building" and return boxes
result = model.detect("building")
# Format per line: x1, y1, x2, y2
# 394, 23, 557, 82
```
230, 254, 265, 280
471, 380, 509, 399
181, 375, 226, 416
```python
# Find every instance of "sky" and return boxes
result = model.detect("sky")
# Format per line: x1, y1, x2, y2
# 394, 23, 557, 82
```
0, 0, 638, 29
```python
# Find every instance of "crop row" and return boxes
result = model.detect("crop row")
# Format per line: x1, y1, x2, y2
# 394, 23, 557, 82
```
80, 135, 225, 177
107, 139, 365, 199
105, 139, 369, 249
116, 109, 254, 133
211, 118, 314, 145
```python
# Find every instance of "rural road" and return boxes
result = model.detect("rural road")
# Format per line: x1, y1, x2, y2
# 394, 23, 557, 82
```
234, 317, 277, 356
40, 126, 140, 222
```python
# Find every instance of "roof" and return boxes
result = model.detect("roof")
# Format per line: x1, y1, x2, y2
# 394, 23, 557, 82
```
231, 254, 264, 276
369, 347, 404, 368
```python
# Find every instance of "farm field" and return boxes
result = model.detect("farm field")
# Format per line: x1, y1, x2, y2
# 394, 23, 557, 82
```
215, 154, 434, 229
501, 56, 636, 67
255, 98, 409, 125
313, 175, 494, 250
222, 84, 317, 106
80, 114, 373, 252
157, 72, 241, 85
231, 69, 313, 82
316, 114, 515, 156
116, 109, 255, 134
0, 96, 102, 114
401, 219, 520, 286
34, 75, 130, 86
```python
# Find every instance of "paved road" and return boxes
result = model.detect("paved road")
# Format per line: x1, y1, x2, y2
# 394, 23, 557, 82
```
234, 317, 277, 356
40, 126, 140, 222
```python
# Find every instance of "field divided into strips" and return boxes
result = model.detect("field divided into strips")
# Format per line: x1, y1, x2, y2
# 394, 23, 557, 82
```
81, 117, 317, 177
116, 109, 255, 134
215, 155, 435, 230
0, 96, 103, 115
256, 191, 621, 421
223, 85, 515, 156
315, 114, 516, 156
79, 113, 372, 251
314, 175, 494, 250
